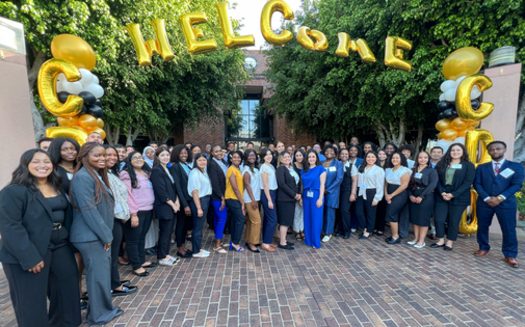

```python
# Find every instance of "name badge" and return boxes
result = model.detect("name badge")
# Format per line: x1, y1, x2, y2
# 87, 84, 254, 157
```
148, 181, 153, 188
115, 203, 123, 214
307, 191, 314, 198
451, 164, 462, 169
329, 167, 337, 172
415, 173, 422, 179
500, 168, 515, 178
66, 172, 73, 180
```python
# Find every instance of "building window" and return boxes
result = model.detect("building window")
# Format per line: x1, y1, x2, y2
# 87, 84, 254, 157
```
226, 96, 271, 140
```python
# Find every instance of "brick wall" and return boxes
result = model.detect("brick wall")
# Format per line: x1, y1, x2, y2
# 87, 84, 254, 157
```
183, 116, 225, 147
273, 114, 316, 147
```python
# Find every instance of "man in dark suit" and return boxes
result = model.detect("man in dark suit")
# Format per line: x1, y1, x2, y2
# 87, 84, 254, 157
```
473, 141, 525, 268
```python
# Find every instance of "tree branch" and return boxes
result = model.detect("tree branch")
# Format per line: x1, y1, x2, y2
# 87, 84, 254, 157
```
28, 51, 47, 88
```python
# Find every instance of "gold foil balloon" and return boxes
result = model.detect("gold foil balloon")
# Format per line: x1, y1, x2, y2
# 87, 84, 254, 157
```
216, 3, 255, 49
297, 27, 328, 52
450, 117, 469, 131
442, 129, 458, 141
459, 190, 478, 234
261, 0, 294, 46
469, 120, 480, 128
93, 127, 106, 139
125, 19, 175, 66
46, 126, 88, 146
442, 47, 484, 81
50, 34, 97, 71
465, 129, 494, 168
179, 12, 219, 55
97, 118, 104, 128
435, 119, 451, 132
78, 114, 98, 131
456, 74, 494, 121
335, 33, 376, 62
38, 59, 84, 117
384, 36, 412, 72
57, 116, 80, 127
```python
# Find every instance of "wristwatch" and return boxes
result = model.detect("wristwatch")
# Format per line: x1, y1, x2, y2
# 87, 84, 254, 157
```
497, 195, 504, 201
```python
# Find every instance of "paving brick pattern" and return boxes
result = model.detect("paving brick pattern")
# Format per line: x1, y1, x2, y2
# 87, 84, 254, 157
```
1, 228, 525, 327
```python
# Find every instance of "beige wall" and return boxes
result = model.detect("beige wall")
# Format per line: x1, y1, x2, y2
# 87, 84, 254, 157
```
0, 50, 36, 187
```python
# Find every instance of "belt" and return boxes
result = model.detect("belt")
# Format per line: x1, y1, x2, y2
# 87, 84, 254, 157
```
52, 223, 62, 230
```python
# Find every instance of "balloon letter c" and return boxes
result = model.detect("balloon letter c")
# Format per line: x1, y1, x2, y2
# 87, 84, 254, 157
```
456, 74, 494, 121
261, 0, 295, 46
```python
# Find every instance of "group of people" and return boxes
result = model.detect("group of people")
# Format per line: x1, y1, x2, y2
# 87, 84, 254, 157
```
0, 131, 523, 327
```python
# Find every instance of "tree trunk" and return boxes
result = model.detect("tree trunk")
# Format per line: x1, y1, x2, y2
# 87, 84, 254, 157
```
374, 119, 387, 148
27, 51, 47, 141
514, 93, 525, 162
414, 124, 424, 154
374, 117, 406, 148
104, 125, 120, 145
126, 126, 141, 146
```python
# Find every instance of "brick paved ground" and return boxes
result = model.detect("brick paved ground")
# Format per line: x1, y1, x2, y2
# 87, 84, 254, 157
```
1, 227, 525, 327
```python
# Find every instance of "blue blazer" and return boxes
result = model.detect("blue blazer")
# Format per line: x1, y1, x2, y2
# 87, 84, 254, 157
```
324, 159, 344, 208
473, 160, 525, 209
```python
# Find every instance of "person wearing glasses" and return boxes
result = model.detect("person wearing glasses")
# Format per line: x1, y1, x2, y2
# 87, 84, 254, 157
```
313, 143, 325, 163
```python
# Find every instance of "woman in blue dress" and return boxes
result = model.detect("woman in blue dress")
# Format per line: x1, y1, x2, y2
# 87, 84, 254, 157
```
300, 150, 326, 249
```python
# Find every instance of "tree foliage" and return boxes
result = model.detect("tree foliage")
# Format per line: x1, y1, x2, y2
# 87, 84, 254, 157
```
264, 0, 525, 148
1, 0, 248, 143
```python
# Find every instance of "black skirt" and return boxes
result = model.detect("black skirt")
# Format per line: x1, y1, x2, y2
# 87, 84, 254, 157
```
277, 201, 295, 227
409, 188, 435, 226
385, 184, 408, 223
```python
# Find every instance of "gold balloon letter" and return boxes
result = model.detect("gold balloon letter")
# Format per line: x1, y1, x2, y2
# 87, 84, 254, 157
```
465, 129, 494, 168
261, 0, 295, 46
180, 12, 219, 55
46, 127, 89, 146
456, 74, 494, 121
125, 19, 175, 66
459, 190, 478, 235
38, 59, 84, 117
335, 33, 376, 63
297, 27, 328, 52
384, 36, 412, 72
216, 3, 255, 49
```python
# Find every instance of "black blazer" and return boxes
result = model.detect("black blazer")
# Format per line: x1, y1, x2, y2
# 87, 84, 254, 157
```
0, 184, 73, 270
208, 158, 226, 201
169, 163, 192, 208
150, 165, 178, 220
276, 165, 302, 202
436, 160, 476, 206
57, 165, 73, 195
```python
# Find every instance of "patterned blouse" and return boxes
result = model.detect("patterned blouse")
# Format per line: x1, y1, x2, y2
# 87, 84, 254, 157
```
108, 171, 130, 220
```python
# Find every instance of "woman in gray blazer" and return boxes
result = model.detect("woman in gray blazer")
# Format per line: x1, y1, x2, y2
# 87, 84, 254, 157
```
70, 143, 123, 326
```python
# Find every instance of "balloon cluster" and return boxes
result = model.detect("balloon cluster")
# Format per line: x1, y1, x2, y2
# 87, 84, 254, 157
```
38, 34, 106, 145
434, 47, 485, 150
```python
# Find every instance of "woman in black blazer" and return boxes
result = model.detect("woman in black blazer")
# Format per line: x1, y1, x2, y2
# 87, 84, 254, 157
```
169, 145, 193, 258
432, 143, 475, 251
150, 146, 180, 266
276, 151, 302, 250
208, 144, 229, 252
0, 149, 80, 327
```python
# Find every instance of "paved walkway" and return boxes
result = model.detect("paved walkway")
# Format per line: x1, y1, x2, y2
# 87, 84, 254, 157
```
1, 228, 525, 327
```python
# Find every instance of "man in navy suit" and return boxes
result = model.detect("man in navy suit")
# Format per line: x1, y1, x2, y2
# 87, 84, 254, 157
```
473, 141, 525, 268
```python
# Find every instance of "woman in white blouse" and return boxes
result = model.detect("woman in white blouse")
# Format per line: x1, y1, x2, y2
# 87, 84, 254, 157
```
383, 152, 411, 244
187, 153, 212, 258
242, 149, 262, 253
355, 151, 385, 239
260, 148, 279, 252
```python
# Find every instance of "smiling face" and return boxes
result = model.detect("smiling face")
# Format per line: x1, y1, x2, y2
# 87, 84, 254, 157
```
212, 145, 222, 159
117, 147, 127, 161
418, 152, 430, 166
431, 148, 443, 161
196, 156, 208, 169
308, 152, 317, 166
60, 141, 77, 163
350, 137, 359, 145
130, 153, 144, 169
231, 153, 242, 167
228, 143, 235, 152
391, 153, 401, 167
179, 148, 188, 163
192, 147, 201, 157
105, 148, 118, 169
339, 149, 349, 162
29, 152, 53, 180
247, 151, 257, 164
145, 148, 155, 160
294, 151, 304, 163
158, 150, 171, 165
385, 144, 395, 155
276, 142, 285, 153
324, 148, 335, 160
378, 151, 387, 161
349, 147, 358, 158
264, 150, 273, 164
401, 149, 411, 159
281, 153, 292, 166
363, 144, 372, 153
450, 145, 463, 159
87, 132, 103, 144
88, 146, 106, 169
365, 153, 377, 165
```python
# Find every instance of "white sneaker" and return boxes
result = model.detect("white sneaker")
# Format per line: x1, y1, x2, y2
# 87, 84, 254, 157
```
202, 250, 210, 255
351, 228, 357, 233
407, 241, 417, 245
193, 251, 210, 258
322, 235, 332, 243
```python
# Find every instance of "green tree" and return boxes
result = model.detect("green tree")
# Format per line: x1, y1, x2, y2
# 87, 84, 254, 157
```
265, 0, 525, 150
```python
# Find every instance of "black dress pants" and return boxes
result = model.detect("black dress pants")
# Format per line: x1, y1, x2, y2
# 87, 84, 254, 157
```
226, 199, 246, 245
175, 202, 191, 248
434, 199, 467, 241
3, 244, 81, 327
356, 189, 377, 233
339, 190, 352, 235
123, 210, 153, 270
158, 216, 176, 260
110, 219, 124, 290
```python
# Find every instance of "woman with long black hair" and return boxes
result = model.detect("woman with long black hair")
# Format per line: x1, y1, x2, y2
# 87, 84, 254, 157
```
70, 143, 123, 326
243, 149, 262, 252
0, 149, 81, 327
225, 151, 246, 252
120, 151, 156, 276
432, 143, 475, 251
260, 148, 279, 252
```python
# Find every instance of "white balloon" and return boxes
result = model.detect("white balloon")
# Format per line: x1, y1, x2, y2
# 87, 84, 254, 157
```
56, 73, 66, 83
92, 75, 100, 85
470, 85, 481, 99
56, 80, 65, 93
439, 93, 446, 102
79, 68, 94, 86
440, 80, 456, 93
62, 81, 83, 94
83, 83, 104, 99
455, 75, 467, 87
444, 88, 456, 102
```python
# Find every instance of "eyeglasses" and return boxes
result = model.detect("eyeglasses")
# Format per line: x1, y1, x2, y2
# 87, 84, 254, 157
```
313, 146, 320, 149
248, 154, 257, 157
131, 156, 144, 161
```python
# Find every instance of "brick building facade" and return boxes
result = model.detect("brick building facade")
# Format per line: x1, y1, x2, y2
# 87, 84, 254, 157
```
182, 50, 316, 149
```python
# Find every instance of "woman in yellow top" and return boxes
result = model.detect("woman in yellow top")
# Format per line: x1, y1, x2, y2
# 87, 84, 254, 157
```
225, 151, 246, 252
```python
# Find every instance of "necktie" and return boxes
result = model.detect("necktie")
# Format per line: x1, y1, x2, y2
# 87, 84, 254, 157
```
495, 162, 499, 175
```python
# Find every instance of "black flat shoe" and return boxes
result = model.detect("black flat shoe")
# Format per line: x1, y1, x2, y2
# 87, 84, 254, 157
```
343, 234, 350, 239
359, 233, 369, 240
287, 241, 294, 246
80, 300, 88, 310
120, 280, 131, 287
335, 233, 343, 237
132, 270, 150, 277
431, 243, 445, 248
112, 285, 138, 297
177, 251, 192, 258
444, 246, 453, 251
246, 246, 260, 253
142, 262, 157, 268
386, 237, 401, 244
376, 231, 384, 236
278, 244, 295, 250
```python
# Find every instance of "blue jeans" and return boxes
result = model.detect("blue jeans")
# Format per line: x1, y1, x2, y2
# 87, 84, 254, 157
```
261, 190, 277, 244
